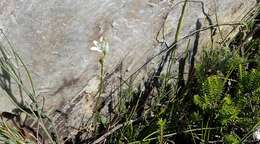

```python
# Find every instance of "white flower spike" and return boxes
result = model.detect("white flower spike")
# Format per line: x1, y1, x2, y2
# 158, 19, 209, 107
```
90, 36, 109, 54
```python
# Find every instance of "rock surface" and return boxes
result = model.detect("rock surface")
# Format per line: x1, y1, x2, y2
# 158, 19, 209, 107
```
0, 0, 257, 138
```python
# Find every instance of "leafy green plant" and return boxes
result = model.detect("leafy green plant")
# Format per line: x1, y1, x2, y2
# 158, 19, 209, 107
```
194, 75, 224, 111
158, 118, 166, 144
224, 134, 240, 144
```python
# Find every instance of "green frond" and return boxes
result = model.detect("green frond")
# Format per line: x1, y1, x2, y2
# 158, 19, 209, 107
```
239, 68, 260, 94
219, 95, 239, 126
224, 134, 240, 144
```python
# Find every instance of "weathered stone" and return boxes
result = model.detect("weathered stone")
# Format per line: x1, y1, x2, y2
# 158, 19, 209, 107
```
0, 0, 170, 111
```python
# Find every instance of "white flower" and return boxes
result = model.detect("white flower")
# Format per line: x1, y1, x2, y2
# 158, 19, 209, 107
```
90, 36, 109, 54
253, 127, 260, 141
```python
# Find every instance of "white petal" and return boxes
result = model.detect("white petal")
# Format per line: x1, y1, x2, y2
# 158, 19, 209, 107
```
99, 36, 104, 42
90, 47, 102, 53
253, 128, 260, 140
93, 40, 99, 47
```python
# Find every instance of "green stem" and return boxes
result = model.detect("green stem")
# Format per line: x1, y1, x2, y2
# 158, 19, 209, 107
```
160, 126, 164, 144
94, 55, 105, 133
166, 0, 188, 76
